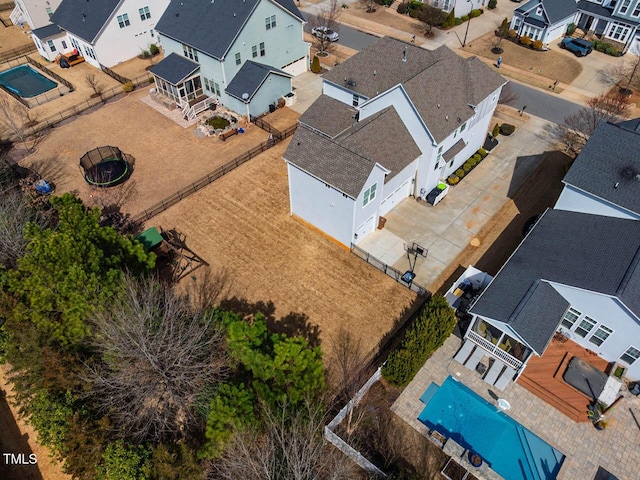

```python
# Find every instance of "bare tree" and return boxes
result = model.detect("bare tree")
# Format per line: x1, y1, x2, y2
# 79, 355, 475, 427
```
0, 187, 39, 268
552, 93, 630, 156
85, 73, 103, 97
311, 0, 341, 56
599, 56, 640, 94
85, 275, 229, 443
211, 402, 361, 480
0, 94, 39, 151
360, 0, 376, 13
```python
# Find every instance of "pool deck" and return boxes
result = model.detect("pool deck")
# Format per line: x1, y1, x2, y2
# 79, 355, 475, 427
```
392, 335, 640, 480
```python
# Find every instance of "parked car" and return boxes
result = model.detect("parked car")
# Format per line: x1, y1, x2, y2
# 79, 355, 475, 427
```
560, 38, 593, 57
312, 26, 339, 42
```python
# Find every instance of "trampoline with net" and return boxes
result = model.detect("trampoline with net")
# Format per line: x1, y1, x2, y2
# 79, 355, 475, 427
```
80, 146, 132, 187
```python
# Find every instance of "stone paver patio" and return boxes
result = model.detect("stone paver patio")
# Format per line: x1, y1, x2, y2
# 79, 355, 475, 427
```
392, 335, 640, 480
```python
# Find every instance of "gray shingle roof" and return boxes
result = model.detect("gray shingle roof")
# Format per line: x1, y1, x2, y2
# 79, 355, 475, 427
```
31, 23, 64, 40
618, 117, 640, 133
471, 209, 640, 352
156, 0, 303, 61
576, 0, 626, 23
541, 0, 577, 23
515, 0, 538, 14
225, 60, 290, 101
50, 0, 120, 43
323, 38, 505, 143
562, 121, 640, 216
149, 53, 200, 85
298, 95, 358, 138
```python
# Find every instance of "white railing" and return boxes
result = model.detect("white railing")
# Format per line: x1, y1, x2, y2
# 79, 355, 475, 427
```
181, 96, 216, 121
467, 330, 523, 370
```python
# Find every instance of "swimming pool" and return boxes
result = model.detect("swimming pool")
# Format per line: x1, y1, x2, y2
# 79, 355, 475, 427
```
0, 65, 57, 98
418, 376, 564, 480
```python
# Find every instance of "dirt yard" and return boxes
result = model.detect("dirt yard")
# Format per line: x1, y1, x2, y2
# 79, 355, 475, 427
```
19, 91, 299, 215
152, 138, 418, 358
342, 2, 425, 37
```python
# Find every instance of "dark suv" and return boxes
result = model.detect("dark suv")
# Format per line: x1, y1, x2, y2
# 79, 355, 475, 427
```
560, 38, 593, 57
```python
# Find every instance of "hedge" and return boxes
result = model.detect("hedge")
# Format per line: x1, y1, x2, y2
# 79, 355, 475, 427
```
382, 295, 457, 387
500, 123, 515, 136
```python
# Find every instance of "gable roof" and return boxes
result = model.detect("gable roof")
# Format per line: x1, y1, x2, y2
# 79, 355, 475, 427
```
225, 61, 291, 101
471, 209, 640, 352
149, 53, 200, 85
298, 95, 358, 138
50, 0, 120, 43
516, 0, 576, 24
562, 121, 640, 216
285, 106, 420, 197
323, 38, 505, 143
32, 23, 64, 40
156, 0, 303, 61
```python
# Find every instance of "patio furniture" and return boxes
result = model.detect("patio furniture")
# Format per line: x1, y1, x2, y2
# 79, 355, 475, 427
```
484, 359, 505, 386
499, 338, 512, 353
219, 127, 238, 141
464, 346, 485, 371
494, 366, 516, 391
454, 341, 475, 364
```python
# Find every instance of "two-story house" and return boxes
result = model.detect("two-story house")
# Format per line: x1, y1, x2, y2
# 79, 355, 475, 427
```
283, 37, 505, 248
576, 0, 640, 54
509, 0, 577, 43
11, 0, 63, 29
423, 0, 484, 16
149, 0, 307, 119
31, 0, 169, 67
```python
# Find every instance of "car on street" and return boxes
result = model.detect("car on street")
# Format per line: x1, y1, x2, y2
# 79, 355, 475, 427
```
560, 38, 593, 57
312, 26, 339, 42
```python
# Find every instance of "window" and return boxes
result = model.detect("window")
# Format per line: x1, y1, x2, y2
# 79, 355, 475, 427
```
46, 7, 52, 17
117, 13, 130, 28
265, 15, 276, 30
260, 42, 265, 56
139, 6, 151, 20
352, 94, 359, 106
434, 161, 440, 171
561, 307, 580, 329
633, 3, 640, 16
213, 81, 221, 96
575, 316, 597, 338
620, 0, 631, 13
204, 78, 210, 91
621, 346, 640, 365
252, 45, 258, 58
589, 325, 613, 346
70, 37, 80, 51
182, 44, 198, 62
460, 122, 466, 132
61, 40, 67, 49
235, 52, 241, 65
47, 40, 56, 52
84, 45, 96, 60
607, 22, 630, 42
363, 183, 377, 207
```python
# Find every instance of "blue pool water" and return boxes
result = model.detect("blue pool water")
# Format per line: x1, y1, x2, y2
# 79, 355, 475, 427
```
0, 65, 57, 98
418, 376, 564, 480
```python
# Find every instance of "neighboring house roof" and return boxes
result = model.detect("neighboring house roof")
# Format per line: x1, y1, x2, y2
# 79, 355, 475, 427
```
149, 53, 200, 85
515, 0, 538, 15
516, 0, 576, 24
156, 0, 303, 61
443, 139, 466, 162
298, 94, 357, 138
225, 60, 291, 101
50, 0, 120, 43
471, 209, 640, 353
323, 38, 505, 143
576, 0, 640, 25
562, 121, 640, 216
285, 106, 420, 197
618, 117, 640, 133
31, 23, 64, 40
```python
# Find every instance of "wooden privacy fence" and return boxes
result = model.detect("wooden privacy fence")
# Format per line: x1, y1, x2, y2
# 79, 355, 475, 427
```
131, 122, 297, 224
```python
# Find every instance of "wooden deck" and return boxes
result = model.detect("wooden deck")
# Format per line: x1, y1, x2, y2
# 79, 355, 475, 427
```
517, 335, 610, 422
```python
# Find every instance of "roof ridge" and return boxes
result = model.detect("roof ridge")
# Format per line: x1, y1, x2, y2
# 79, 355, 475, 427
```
508, 279, 541, 322
618, 244, 640, 296
298, 124, 374, 167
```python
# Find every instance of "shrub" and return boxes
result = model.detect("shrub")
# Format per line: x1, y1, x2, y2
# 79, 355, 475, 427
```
377, 0, 394, 5
470, 9, 481, 18
149, 43, 160, 56
478, 147, 488, 157
455, 168, 465, 178
463, 161, 473, 173
409, 8, 420, 18
488, 0, 497, 9
397, 2, 408, 14
500, 123, 515, 136
141, 50, 151, 58
473, 153, 482, 162
532, 39, 543, 50
382, 295, 456, 386
441, 9, 455, 28
491, 123, 500, 137
122, 81, 134, 92
310, 55, 321, 73
508, 28, 517, 38
447, 175, 460, 185
498, 18, 509, 37
461, 14, 469, 22
454, 17, 463, 26
566, 23, 576, 36
409, 0, 422, 8
520, 35, 532, 46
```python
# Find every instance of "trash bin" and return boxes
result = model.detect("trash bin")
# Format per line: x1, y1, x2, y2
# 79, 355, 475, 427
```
377, 216, 387, 229
269, 103, 276, 113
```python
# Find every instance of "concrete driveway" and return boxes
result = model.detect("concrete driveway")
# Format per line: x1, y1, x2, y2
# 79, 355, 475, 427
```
358, 108, 557, 290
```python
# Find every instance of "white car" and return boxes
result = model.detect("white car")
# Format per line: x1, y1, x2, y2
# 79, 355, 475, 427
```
312, 26, 339, 42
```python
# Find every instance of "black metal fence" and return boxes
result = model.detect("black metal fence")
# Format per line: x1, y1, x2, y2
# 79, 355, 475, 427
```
26, 56, 74, 91
0, 2, 15, 10
351, 243, 428, 295
0, 44, 36, 64
100, 64, 131, 84
131, 122, 297, 224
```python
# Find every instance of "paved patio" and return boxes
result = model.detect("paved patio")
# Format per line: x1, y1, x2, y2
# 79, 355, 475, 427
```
392, 335, 640, 480
358, 109, 556, 291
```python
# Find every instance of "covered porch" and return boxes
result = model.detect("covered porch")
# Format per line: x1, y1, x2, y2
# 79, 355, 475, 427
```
466, 317, 531, 370
149, 53, 204, 108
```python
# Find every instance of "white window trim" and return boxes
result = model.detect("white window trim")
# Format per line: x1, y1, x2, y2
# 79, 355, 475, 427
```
589, 325, 613, 346
575, 316, 597, 338
620, 346, 640, 365
363, 183, 377, 207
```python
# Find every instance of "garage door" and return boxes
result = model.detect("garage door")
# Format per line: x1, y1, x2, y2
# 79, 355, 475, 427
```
629, 35, 640, 56
380, 180, 411, 215
282, 56, 308, 76
354, 216, 375, 244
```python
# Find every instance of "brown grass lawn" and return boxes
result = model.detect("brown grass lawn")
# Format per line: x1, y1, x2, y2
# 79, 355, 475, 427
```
464, 32, 583, 85
342, 2, 425, 36
153, 138, 418, 359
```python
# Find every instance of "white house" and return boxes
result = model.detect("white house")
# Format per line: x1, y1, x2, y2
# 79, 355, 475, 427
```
150, 0, 308, 119
510, 0, 578, 43
31, 0, 170, 67
283, 37, 505, 248
424, 0, 484, 16
10, 0, 63, 29
555, 119, 640, 221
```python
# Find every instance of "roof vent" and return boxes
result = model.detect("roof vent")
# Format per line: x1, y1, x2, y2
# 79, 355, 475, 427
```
373, 69, 376, 76
402, 47, 407, 63
437, 103, 440, 108
614, 182, 619, 189
622, 167, 635, 178
457, 117, 461, 123
445, 115, 449, 121
345, 78, 356, 87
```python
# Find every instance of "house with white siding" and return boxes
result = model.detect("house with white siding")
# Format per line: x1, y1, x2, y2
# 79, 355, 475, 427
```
509, 0, 577, 44
283, 37, 505, 248
31, 0, 169, 66
11, 0, 63, 29
150, 0, 308, 119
